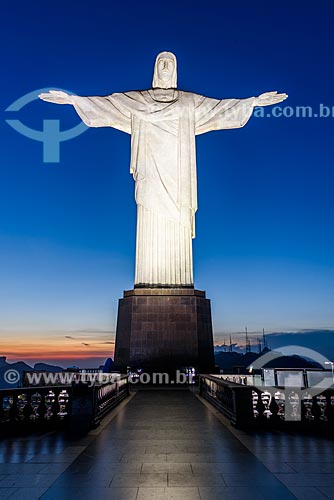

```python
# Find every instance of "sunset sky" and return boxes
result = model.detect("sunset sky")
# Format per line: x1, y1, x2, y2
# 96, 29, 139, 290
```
1, 1, 333, 367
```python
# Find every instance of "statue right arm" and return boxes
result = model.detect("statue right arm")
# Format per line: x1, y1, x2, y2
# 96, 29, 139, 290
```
39, 90, 73, 105
39, 91, 132, 133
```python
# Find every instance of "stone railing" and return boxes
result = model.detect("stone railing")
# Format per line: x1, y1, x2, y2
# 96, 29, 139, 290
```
199, 374, 334, 430
199, 375, 254, 428
0, 375, 129, 434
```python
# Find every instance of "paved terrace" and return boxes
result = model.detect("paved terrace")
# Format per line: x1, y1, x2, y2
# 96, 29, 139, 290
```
0, 389, 333, 499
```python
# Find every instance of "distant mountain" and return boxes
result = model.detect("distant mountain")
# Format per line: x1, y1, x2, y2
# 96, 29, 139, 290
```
0, 357, 63, 389
0, 357, 116, 389
0, 357, 7, 367
263, 355, 322, 369
0, 358, 32, 389
34, 362, 64, 372
214, 352, 251, 371
214, 350, 322, 373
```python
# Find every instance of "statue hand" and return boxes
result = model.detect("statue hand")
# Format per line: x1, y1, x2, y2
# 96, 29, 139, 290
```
254, 91, 288, 107
38, 90, 73, 104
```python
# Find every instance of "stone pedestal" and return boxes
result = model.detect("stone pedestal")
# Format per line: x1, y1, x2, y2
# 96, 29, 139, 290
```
114, 288, 215, 373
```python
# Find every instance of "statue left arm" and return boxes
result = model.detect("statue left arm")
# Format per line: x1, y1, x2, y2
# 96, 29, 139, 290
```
194, 91, 287, 135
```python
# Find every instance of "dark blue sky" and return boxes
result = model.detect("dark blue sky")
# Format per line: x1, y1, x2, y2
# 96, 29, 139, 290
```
1, 0, 333, 364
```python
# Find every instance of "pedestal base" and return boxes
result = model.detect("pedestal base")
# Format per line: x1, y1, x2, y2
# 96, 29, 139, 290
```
114, 288, 215, 373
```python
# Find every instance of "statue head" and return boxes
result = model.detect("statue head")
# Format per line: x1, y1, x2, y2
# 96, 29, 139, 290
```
152, 51, 177, 89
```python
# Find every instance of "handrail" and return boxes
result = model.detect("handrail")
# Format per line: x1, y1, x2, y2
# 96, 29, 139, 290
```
0, 375, 130, 434
199, 374, 334, 430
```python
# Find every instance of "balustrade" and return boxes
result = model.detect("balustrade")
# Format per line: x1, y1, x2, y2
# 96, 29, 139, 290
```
0, 375, 129, 434
199, 375, 334, 430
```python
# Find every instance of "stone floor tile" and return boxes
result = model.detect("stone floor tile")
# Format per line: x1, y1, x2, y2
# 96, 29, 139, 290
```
110, 472, 168, 487
275, 473, 334, 487
167, 453, 250, 463
137, 487, 200, 500
0, 474, 58, 488
262, 462, 297, 473
5, 487, 49, 500
26, 454, 77, 464
41, 487, 138, 500
221, 472, 282, 486
168, 472, 225, 486
51, 473, 111, 487
287, 486, 328, 500
0, 456, 34, 464
0, 464, 46, 474
120, 453, 167, 462
39, 463, 71, 474
141, 462, 192, 473
289, 463, 334, 473
87, 462, 143, 474
0, 488, 19, 500
191, 462, 269, 474
198, 486, 293, 500
317, 486, 334, 499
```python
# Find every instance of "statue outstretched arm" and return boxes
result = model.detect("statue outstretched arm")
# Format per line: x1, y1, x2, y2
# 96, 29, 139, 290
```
39, 90, 131, 133
194, 91, 288, 135
39, 90, 73, 104
254, 91, 288, 106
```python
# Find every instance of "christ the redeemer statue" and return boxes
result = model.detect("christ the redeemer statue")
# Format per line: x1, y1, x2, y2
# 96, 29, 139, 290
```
40, 52, 287, 288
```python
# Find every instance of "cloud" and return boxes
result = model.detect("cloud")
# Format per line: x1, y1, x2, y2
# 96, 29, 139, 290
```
269, 329, 334, 337
264, 330, 334, 358
68, 329, 115, 335
64, 331, 115, 344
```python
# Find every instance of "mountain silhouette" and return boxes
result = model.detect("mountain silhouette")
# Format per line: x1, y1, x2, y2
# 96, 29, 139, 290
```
215, 351, 322, 373
0, 357, 63, 389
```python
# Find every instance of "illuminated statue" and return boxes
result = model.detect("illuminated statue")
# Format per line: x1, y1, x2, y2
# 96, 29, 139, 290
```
40, 52, 287, 287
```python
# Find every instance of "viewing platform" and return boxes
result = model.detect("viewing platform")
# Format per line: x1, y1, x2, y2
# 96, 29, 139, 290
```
0, 389, 333, 499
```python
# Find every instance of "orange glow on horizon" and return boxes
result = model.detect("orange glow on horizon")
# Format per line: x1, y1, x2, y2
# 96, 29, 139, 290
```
4, 352, 114, 360
0, 333, 115, 363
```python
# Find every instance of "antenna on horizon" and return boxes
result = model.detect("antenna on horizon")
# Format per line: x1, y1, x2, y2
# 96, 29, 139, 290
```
245, 326, 251, 353
262, 328, 267, 350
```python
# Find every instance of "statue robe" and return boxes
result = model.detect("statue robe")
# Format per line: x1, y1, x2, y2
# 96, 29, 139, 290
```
72, 90, 255, 287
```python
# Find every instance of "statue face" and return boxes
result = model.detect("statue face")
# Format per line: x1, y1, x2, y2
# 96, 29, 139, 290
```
157, 56, 175, 84
152, 51, 177, 89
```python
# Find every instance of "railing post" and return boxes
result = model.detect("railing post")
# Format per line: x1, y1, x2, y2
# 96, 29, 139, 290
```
231, 386, 254, 428
69, 382, 94, 433
198, 376, 202, 396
